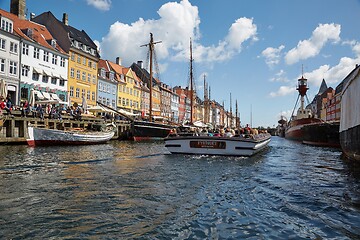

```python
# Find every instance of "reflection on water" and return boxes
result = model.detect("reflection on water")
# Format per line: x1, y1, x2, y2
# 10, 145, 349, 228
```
0, 138, 359, 239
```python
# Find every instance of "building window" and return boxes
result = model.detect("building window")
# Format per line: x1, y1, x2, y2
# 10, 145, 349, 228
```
21, 64, 29, 77
0, 38, 5, 50
118, 97, 121, 105
10, 42, 18, 54
70, 86, 74, 97
82, 72, 86, 81
32, 72, 39, 81
51, 77, 57, 85
59, 79, 65, 86
76, 88, 80, 98
0, 58, 5, 73
77, 55, 81, 63
52, 54, 58, 65
42, 75, 48, 83
110, 72, 114, 80
92, 91, 95, 101
101, 69, 106, 78
22, 43, 29, 55
71, 52, 75, 61
43, 51, 49, 62
9, 61, 17, 75
1, 18, 13, 33
81, 89, 85, 98
92, 75, 96, 84
87, 90, 90, 100
88, 60, 92, 68
82, 57, 86, 65
60, 57, 65, 67
34, 47, 40, 59
70, 68, 75, 78
98, 82, 102, 92
76, 70, 80, 80
88, 73, 91, 82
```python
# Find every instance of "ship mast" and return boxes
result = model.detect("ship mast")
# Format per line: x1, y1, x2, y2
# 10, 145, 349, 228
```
189, 38, 194, 124
297, 75, 308, 111
141, 33, 161, 122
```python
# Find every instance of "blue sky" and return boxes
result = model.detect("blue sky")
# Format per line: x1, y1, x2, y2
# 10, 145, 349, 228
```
2, 0, 360, 127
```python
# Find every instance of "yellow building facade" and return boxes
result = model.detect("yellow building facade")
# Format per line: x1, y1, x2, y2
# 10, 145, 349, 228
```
68, 49, 98, 107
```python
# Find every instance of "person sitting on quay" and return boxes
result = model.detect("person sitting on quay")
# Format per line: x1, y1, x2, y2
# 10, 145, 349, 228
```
20, 100, 29, 117
36, 104, 44, 120
0, 96, 13, 116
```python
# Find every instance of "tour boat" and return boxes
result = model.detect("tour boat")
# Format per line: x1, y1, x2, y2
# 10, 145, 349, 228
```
27, 124, 115, 147
339, 65, 360, 161
165, 133, 271, 156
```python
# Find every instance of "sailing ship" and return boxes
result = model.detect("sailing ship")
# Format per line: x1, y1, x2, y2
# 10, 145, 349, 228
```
165, 39, 271, 156
339, 64, 360, 161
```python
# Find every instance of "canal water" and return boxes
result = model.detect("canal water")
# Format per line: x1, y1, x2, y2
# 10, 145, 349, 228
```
0, 137, 359, 239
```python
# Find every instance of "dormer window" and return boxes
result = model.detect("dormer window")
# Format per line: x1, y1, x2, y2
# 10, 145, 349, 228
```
26, 28, 33, 38
100, 68, 106, 78
109, 72, 114, 80
51, 39, 57, 48
1, 17, 13, 33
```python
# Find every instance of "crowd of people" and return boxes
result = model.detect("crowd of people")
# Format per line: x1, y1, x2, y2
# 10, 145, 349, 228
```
171, 123, 268, 138
0, 95, 85, 121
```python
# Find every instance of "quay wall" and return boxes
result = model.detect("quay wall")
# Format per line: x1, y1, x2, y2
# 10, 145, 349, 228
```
0, 114, 132, 144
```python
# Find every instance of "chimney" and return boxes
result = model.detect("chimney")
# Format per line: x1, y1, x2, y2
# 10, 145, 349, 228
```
137, 61, 143, 69
62, 13, 68, 26
116, 57, 122, 65
10, 0, 26, 20
30, 13, 35, 21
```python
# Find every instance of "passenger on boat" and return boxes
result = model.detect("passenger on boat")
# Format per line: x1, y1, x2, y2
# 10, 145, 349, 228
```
224, 128, 234, 137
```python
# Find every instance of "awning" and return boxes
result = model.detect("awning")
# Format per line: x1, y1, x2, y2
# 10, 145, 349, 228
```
34, 90, 44, 99
50, 93, 60, 101
51, 72, 60, 78
42, 92, 51, 99
43, 69, 51, 76
33, 67, 42, 73
119, 109, 141, 116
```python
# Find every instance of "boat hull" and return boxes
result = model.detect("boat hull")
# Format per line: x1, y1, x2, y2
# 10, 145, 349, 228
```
340, 125, 360, 161
27, 127, 115, 147
132, 121, 172, 141
302, 121, 340, 148
285, 118, 322, 141
339, 70, 360, 161
165, 134, 271, 156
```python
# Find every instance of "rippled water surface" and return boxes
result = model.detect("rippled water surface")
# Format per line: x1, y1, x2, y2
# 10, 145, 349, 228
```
0, 137, 360, 239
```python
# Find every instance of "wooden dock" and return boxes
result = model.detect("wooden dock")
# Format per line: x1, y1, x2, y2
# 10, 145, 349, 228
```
0, 113, 132, 144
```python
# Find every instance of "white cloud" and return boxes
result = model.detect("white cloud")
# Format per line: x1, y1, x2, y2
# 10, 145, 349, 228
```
86, 0, 111, 11
269, 85, 296, 97
285, 23, 341, 65
99, 0, 257, 67
269, 55, 360, 98
269, 69, 289, 82
262, 45, 285, 67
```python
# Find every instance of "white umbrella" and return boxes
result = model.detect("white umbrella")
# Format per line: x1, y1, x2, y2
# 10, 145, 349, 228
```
29, 89, 36, 106
82, 96, 88, 113
0, 79, 7, 99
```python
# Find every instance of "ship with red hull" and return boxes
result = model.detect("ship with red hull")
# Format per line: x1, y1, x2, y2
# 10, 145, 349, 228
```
285, 74, 340, 147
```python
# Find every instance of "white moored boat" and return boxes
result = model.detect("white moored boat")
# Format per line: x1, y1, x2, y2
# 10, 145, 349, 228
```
27, 125, 115, 147
165, 133, 271, 156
